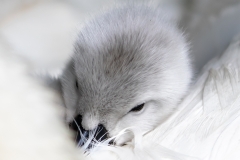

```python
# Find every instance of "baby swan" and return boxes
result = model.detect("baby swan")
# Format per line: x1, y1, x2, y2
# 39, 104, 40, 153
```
61, 5, 192, 146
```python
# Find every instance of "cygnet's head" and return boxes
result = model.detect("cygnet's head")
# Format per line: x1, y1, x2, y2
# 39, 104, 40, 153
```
61, 5, 192, 146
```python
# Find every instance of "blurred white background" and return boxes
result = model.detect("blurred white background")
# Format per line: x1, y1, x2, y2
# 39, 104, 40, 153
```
0, 0, 240, 76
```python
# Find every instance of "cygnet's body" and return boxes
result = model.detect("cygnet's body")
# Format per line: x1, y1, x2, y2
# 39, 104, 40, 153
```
61, 5, 192, 145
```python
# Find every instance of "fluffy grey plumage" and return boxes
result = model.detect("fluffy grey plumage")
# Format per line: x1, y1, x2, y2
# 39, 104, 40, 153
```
61, 5, 192, 145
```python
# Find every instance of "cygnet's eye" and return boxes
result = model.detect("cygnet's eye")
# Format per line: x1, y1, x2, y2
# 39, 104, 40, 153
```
129, 103, 145, 112
75, 80, 79, 89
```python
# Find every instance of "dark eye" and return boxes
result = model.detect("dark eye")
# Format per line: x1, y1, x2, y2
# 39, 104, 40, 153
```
129, 103, 145, 112
75, 80, 79, 89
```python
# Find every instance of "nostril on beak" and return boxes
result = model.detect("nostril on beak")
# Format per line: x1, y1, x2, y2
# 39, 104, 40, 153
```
69, 115, 108, 148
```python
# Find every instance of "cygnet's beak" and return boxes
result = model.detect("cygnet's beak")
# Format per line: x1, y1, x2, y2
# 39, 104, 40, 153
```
69, 115, 108, 148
